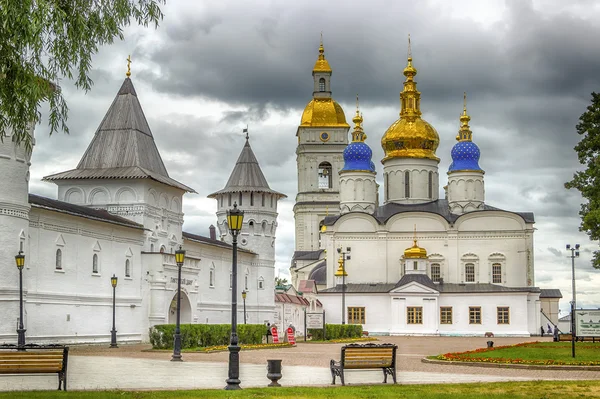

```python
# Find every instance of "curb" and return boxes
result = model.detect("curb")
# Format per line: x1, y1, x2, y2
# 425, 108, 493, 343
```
422, 357, 600, 371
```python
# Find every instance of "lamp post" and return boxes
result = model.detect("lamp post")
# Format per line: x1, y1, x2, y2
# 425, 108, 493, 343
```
110, 274, 118, 348
14, 251, 26, 348
171, 246, 186, 362
566, 244, 580, 358
225, 202, 244, 390
242, 290, 247, 325
336, 247, 351, 325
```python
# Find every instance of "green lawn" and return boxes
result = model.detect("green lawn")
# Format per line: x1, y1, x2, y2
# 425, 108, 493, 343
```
3, 381, 600, 398
435, 341, 600, 365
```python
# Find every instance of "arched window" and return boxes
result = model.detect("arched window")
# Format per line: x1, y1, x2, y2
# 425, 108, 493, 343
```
220, 195, 224, 207
245, 275, 248, 290
318, 162, 333, 189
228, 193, 232, 206
384, 173, 388, 201
125, 259, 131, 277
492, 263, 502, 284
262, 193, 265, 207
249, 221, 255, 235
150, 243, 154, 252
250, 192, 254, 206
270, 194, 273, 207
160, 246, 166, 254
92, 254, 99, 274
428, 171, 433, 199
430, 263, 441, 282
55, 249, 62, 270
239, 192, 243, 206
319, 78, 326, 92
404, 171, 410, 198
209, 270, 215, 287
258, 276, 265, 290
465, 263, 475, 282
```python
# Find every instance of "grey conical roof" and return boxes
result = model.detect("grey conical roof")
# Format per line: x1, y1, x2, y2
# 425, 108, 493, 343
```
208, 137, 286, 198
44, 78, 195, 192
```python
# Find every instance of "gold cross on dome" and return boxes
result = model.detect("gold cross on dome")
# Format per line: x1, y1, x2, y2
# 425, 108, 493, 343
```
126, 55, 132, 78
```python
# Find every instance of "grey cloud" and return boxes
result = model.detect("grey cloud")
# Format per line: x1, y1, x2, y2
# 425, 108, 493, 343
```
547, 247, 562, 257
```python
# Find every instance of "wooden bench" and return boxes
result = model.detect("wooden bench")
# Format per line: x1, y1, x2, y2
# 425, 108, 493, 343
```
330, 343, 397, 386
0, 344, 69, 390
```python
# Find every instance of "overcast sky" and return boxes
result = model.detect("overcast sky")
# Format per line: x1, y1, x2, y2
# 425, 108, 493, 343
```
30, 0, 600, 316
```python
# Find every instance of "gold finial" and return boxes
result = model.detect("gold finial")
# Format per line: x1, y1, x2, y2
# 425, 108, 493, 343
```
126, 55, 132, 78
351, 94, 366, 142
457, 92, 472, 142
356, 93, 359, 112
319, 32, 325, 58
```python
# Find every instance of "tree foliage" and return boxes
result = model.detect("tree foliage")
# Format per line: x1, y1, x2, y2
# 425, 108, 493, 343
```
275, 277, 289, 287
565, 92, 600, 268
0, 0, 165, 150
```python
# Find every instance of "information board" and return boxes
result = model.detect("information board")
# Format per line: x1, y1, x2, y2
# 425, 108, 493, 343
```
576, 310, 600, 337
287, 327, 296, 345
271, 326, 279, 344
306, 312, 324, 329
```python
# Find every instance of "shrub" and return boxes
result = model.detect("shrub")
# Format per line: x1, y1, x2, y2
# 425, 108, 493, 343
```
149, 324, 266, 349
307, 324, 363, 341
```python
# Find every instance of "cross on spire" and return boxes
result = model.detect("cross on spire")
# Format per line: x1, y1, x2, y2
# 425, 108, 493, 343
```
407, 34, 412, 60
126, 55, 132, 78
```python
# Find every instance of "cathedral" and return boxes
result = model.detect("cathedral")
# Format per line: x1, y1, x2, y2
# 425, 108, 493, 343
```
0, 69, 284, 344
290, 40, 559, 336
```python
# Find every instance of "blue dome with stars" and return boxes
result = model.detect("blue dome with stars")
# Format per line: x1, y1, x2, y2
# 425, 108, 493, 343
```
342, 141, 376, 172
449, 141, 482, 172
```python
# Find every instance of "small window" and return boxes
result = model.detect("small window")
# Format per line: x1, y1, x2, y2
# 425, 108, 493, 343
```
262, 193, 265, 207
348, 307, 365, 324
318, 162, 333, 189
245, 275, 248, 290
413, 260, 418, 270
469, 306, 481, 324
428, 171, 433, 199
125, 259, 131, 277
404, 171, 410, 198
92, 253, 99, 274
431, 263, 441, 282
150, 243, 154, 252
55, 249, 62, 270
250, 192, 254, 206
440, 307, 452, 324
249, 221, 255, 235
497, 307, 509, 324
239, 193, 243, 206
258, 277, 264, 290
160, 246, 166, 254
209, 270, 215, 287
319, 78, 326, 92
465, 263, 475, 282
270, 195, 273, 207
228, 193, 232, 206
492, 263, 502, 284
220, 195, 224, 207
407, 306, 423, 324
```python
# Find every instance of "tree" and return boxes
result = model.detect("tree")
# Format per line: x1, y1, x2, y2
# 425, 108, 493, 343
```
0, 0, 166, 150
565, 92, 600, 268
275, 277, 289, 287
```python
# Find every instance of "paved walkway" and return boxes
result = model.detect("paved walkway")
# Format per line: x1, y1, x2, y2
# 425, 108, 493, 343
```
2, 336, 600, 391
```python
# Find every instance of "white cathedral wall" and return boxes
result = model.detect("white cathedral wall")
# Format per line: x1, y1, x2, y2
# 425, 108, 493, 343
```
24, 207, 145, 344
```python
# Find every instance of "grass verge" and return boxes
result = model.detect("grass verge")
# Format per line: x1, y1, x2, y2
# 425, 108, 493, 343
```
3, 381, 600, 398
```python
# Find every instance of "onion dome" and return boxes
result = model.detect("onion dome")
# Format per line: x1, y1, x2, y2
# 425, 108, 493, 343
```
313, 40, 332, 73
404, 239, 427, 259
448, 93, 483, 173
381, 36, 440, 162
341, 97, 375, 172
334, 253, 348, 276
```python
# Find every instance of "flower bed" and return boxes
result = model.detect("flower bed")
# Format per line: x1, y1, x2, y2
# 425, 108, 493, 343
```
194, 342, 292, 353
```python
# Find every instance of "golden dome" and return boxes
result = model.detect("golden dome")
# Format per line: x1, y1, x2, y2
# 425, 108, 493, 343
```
301, 98, 349, 127
313, 42, 332, 73
404, 239, 428, 259
381, 38, 439, 162
334, 254, 348, 276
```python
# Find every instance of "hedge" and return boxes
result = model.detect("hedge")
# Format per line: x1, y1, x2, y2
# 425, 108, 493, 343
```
149, 324, 266, 349
307, 324, 363, 341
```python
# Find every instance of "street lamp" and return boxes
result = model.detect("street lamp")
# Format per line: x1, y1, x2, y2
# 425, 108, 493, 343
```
225, 202, 244, 390
336, 247, 351, 325
171, 246, 186, 362
14, 251, 26, 348
110, 274, 118, 348
566, 243, 580, 358
242, 290, 247, 325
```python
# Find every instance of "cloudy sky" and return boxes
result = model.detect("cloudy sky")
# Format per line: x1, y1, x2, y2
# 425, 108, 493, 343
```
30, 0, 600, 316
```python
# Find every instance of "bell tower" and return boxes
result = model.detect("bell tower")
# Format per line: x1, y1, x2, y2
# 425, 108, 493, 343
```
294, 38, 350, 251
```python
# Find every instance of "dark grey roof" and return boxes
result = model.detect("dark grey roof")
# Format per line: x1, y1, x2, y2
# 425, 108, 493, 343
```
320, 283, 397, 293
293, 250, 325, 261
29, 194, 143, 229
322, 199, 534, 226
540, 289, 563, 298
43, 78, 195, 193
208, 138, 286, 198
308, 261, 326, 285
318, 282, 540, 294
182, 231, 256, 254
394, 274, 438, 290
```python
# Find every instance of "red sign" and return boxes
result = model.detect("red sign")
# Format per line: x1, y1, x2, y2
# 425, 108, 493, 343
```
287, 327, 296, 346
271, 326, 279, 344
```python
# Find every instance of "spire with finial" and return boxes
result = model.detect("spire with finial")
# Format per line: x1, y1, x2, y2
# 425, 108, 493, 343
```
351, 94, 366, 142
313, 32, 332, 73
126, 55, 132, 78
456, 92, 473, 142
399, 34, 421, 120
243, 125, 249, 141
404, 224, 427, 259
